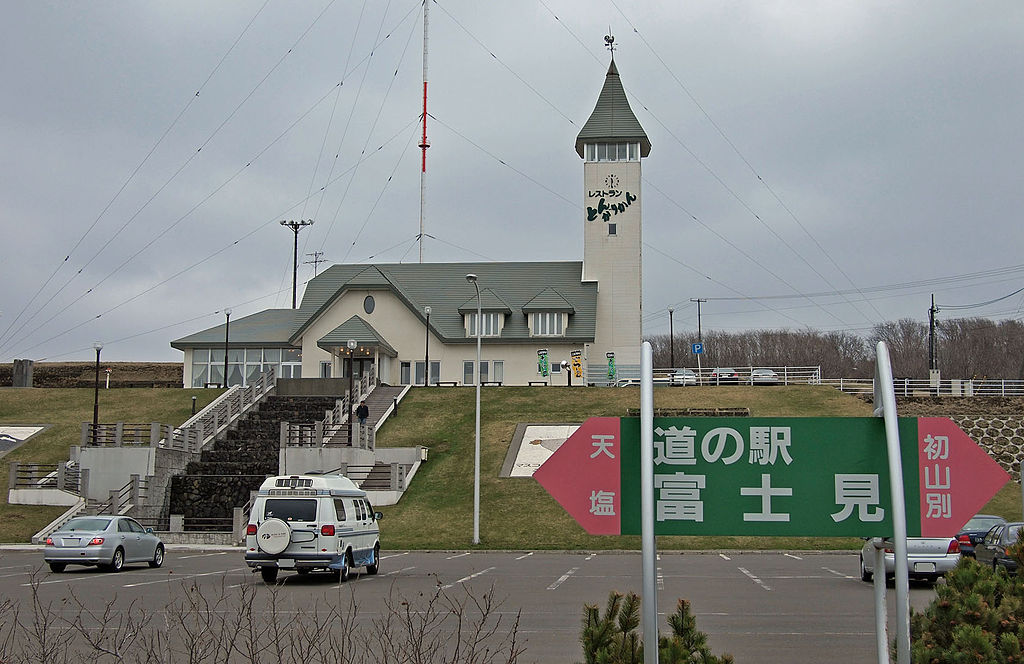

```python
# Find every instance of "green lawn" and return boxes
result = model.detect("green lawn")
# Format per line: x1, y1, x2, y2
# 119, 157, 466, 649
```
3, 384, 1018, 548
0, 387, 223, 542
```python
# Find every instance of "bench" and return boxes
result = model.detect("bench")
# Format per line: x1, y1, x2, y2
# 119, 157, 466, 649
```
528, 380, 548, 386
435, 381, 459, 387
481, 381, 503, 386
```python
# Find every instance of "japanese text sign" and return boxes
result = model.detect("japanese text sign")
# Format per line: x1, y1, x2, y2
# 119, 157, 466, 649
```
535, 416, 1009, 537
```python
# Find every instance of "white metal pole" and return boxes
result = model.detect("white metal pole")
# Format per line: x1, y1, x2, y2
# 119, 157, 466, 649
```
640, 342, 658, 664
473, 281, 481, 545
874, 341, 909, 664
873, 543, 890, 664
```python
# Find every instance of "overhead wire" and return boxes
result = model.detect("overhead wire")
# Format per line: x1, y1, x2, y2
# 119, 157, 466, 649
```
0, 0, 272, 350
607, 0, 887, 324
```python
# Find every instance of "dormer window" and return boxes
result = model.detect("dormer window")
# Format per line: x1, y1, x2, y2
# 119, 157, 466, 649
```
584, 142, 640, 162
530, 312, 565, 337
466, 312, 503, 337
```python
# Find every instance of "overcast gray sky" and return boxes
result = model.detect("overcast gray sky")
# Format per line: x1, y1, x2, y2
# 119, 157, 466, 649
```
2, 1, 1022, 362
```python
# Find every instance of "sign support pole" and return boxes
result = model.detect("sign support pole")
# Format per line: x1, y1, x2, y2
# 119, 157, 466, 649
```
874, 341, 909, 664
640, 341, 658, 664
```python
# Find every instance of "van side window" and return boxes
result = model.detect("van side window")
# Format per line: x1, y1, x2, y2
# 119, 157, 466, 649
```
333, 498, 347, 522
354, 500, 365, 521
364, 499, 375, 520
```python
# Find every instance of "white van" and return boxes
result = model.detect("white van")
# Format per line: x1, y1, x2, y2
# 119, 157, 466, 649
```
244, 474, 382, 583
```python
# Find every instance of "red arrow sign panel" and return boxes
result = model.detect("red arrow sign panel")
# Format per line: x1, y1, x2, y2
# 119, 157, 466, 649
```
917, 417, 1011, 537
533, 417, 621, 535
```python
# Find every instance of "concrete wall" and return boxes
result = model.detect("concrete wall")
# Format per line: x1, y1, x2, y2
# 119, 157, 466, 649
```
79, 447, 155, 502
276, 378, 349, 396
8, 487, 79, 506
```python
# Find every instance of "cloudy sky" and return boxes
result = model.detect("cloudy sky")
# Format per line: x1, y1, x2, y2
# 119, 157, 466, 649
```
2, 1, 1022, 362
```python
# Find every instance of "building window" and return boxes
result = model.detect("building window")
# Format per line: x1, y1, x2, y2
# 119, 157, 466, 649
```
608, 223, 616, 236
363, 295, 375, 314
530, 312, 564, 337
401, 361, 411, 385
415, 361, 439, 385
466, 312, 502, 337
493, 361, 503, 384
463, 361, 474, 385
320, 361, 332, 378
463, 360, 499, 385
585, 142, 640, 163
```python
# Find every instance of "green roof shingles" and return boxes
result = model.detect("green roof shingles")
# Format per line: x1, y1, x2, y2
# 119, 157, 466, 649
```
574, 58, 651, 158
170, 309, 300, 349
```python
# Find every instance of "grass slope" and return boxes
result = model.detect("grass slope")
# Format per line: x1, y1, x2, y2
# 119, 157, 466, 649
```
375, 385, 906, 551
0, 388, 222, 542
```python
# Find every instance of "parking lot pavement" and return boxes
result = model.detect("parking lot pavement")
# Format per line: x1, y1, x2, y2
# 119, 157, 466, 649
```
0, 548, 940, 663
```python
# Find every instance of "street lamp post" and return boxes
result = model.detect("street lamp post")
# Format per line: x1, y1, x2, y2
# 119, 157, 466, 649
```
347, 339, 357, 444
668, 307, 675, 368
465, 273, 481, 545
424, 306, 431, 386
223, 308, 232, 388
92, 342, 103, 437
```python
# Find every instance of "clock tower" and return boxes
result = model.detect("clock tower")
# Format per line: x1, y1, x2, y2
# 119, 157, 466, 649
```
576, 56, 651, 382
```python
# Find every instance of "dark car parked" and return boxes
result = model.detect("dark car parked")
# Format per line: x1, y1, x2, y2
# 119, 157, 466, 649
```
975, 522, 1024, 573
957, 514, 1007, 558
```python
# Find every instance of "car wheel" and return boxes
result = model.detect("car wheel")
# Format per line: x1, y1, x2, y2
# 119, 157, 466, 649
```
366, 544, 380, 575
339, 551, 353, 582
260, 567, 279, 584
104, 548, 125, 573
859, 555, 872, 582
48, 562, 66, 573
149, 545, 164, 568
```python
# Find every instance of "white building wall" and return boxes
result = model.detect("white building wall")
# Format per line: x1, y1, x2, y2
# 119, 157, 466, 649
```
297, 290, 589, 386
581, 159, 643, 370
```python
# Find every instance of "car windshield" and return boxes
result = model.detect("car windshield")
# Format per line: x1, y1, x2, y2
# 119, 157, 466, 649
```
963, 515, 1005, 531
62, 518, 111, 531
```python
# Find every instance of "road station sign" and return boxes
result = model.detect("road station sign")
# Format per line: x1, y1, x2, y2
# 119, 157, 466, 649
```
534, 416, 1009, 537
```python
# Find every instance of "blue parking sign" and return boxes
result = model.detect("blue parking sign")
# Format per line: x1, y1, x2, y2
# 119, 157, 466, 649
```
692, 343, 704, 354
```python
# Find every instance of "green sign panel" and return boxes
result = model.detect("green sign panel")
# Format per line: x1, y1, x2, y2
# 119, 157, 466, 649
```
534, 416, 1010, 538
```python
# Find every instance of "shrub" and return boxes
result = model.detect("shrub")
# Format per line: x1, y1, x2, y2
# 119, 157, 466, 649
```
579, 590, 733, 664
910, 541, 1024, 662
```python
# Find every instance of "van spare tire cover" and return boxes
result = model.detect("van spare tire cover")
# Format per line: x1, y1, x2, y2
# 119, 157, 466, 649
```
256, 519, 291, 555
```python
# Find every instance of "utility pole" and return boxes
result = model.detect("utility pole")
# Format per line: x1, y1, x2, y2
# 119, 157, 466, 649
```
304, 251, 326, 277
280, 220, 314, 308
928, 294, 938, 371
690, 298, 707, 343
668, 308, 675, 368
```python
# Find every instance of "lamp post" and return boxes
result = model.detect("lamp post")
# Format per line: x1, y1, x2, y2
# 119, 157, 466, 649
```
668, 307, 675, 369
465, 273, 481, 545
92, 342, 103, 437
223, 308, 232, 388
347, 339, 357, 444
424, 305, 431, 386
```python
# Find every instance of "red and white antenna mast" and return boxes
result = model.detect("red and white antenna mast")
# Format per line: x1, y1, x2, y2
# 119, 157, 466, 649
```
418, 0, 430, 263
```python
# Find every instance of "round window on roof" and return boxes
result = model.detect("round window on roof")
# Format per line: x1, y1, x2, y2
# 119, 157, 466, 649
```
363, 295, 375, 314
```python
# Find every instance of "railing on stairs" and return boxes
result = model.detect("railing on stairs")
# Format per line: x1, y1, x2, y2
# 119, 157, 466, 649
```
93, 474, 148, 515
281, 369, 378, 449
8, 462, 81, 493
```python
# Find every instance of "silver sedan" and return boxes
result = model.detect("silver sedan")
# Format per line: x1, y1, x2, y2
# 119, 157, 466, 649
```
44, 516, 164, 573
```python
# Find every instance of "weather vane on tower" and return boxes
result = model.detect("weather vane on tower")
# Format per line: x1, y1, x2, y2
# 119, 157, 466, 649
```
604, 32, 615, 54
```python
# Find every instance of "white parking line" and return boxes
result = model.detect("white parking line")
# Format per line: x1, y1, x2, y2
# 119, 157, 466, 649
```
719, 554, 731, 561
547, 567, 579, 591
738, 566, 771, 591
823, 567, 856, 579
784, 553, 803, 560
440, 566, 496, 590
176, 552, 229, 560
381, 566, 415, 577
657, 566, 664, 591
585, 553, 596, 561
446, 552, 471, 560
382, 552, 409, 560
122, 568, 247, 588
514, 552, 534, 561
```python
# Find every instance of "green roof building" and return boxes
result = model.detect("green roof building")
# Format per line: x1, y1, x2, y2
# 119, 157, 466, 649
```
172, 57, 649, 388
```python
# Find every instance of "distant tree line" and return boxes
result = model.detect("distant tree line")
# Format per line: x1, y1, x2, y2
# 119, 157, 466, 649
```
648, 317, 1024, 379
